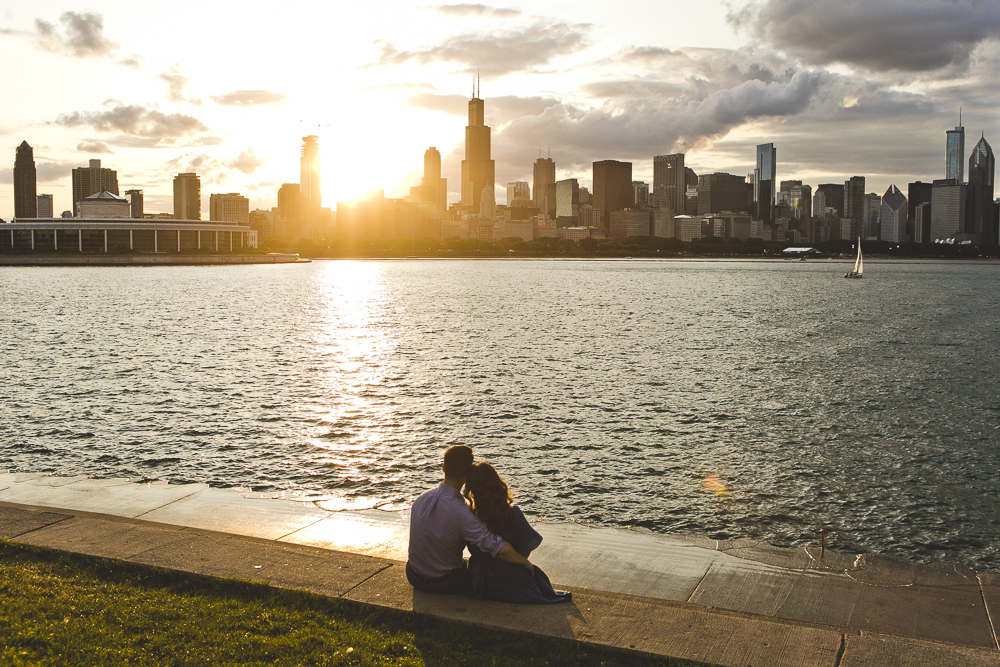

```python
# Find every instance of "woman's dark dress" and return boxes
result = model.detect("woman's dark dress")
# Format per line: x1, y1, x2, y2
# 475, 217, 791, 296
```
466, 506, 572, 604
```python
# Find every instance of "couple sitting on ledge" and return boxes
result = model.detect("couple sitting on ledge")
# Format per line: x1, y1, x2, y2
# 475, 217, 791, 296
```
406, 445, 571, 604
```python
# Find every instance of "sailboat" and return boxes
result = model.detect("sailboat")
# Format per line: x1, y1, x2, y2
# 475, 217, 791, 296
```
844, 238, 863, 279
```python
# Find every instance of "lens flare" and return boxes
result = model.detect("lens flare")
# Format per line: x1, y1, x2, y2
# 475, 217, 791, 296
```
702, 473, 729, 498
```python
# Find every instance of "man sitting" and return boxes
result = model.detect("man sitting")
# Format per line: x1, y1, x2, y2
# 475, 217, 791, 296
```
406, 445, 533, 595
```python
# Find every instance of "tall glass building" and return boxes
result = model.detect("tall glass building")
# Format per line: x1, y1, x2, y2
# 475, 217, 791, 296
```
946, 121, 965, 183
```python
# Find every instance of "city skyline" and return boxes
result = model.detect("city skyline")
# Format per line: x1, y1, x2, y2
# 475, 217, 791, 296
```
1, 0, 999, 218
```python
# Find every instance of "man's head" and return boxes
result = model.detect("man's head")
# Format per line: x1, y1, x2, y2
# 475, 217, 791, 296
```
442, 445, 474, 482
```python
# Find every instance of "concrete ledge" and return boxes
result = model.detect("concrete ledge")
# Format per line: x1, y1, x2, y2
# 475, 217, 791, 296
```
0, 253, 305, 266
1, 474, 998, 667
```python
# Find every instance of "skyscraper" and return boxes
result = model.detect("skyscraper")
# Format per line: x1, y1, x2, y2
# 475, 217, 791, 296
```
880, 185, 907, 243
36, 194, 53, 218
632, 181, 649, 209
532, 156, 555, 212
754, 143, 776, 224
653, 153, 685, 214
506, 181, 530, 204
930, 179, 966, 241
967, 135, 995, 245
173, 172, 201, 220
843, 176, 866, 239
423, 147, 447, 211
210, 193, 250, 224
277, 183, 300, 237
461, 81, 495, 212
14, 141, 37, 218
125, 189, 143, 218
593, 160, 633, 230
555, 179, 580, 226
946, 116, 965, 182
72, 159, 119, 216
816, 183, 845, 218
300, 135, 321, 237
697, 173, 749, 215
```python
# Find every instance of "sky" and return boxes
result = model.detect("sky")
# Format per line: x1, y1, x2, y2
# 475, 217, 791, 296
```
2, 0, 999, 218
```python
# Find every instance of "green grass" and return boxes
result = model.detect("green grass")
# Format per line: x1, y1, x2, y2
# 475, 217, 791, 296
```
0, 540, 699, 666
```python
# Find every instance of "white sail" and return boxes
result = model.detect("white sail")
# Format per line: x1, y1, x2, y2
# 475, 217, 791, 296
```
854, 239, 863, 275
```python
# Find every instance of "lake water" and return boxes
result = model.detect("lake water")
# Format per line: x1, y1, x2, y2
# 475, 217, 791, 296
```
2, 259, 998, 570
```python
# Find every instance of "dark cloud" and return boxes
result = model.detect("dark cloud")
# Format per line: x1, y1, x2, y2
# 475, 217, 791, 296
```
370, 20, 592, 75
55, 104, 210, 138
35, 11, 116, 58
77, 140, 112, 153
730, 0, 1000, 72
483, 69, 826, 182
210, 90, 288, 106
433, 4, 521, 18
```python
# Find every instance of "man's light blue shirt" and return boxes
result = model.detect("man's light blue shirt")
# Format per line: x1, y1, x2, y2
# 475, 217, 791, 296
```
408, 483, 506, 578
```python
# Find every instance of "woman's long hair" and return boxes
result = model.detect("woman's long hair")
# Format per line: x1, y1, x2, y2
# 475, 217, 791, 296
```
463, 462, 515, 537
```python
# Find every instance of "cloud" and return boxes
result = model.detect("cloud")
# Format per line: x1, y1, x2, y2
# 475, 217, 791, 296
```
56, 104, 210, 139
485, 69, 826, 179
370, 19, 592, 76
34, 11, 116, 58
229, 148, 264, 174
159, 68, 201, 104
729, 0, 1000, 72
163, 149, 265, 184
433, 4, 521, 18
77, 140, 112, 153
404, 92, 561, 127
0, 160, 75, 185
210, 90, 288, 106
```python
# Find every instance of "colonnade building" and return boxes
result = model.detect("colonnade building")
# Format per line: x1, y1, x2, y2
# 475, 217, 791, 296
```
2, 190, 256, 254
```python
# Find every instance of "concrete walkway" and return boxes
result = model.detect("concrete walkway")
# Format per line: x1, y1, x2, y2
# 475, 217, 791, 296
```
0, 473, 997, 666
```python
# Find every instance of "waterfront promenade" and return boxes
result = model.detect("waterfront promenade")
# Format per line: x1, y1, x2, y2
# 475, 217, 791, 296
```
1, 473, 997, 666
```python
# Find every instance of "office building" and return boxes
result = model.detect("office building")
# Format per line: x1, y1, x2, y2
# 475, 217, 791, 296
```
816, 183, 845, 218
754, 143, 776, 223
913, 202, 932, 243
173, 173, 201, 221
36, 194, 53, 218
555, 179, 580, 226
880, 185, 907, 242
632, 181, 649, 209
967, 135, 996, 245
789, 184, 812, 220
299, 135, 321, 237
697, 172, 749, 215
593, 160, 633, 230
408, 147, 448, 212
125, 189, 143, 218
14, 141, 37, 218
930, 179, 966, 241
461, 83, 495, 213
652, 153, 685, 214
609, 209, 651, 238
533, 156, 555, 212
71, 159, 119, 216
946, 118, 965, 182
507, 181, 530, 205
210, 193, 250, 225
844, 176, 866, 239
277, 183, 300, 238
863, 193, 882, 239
907, 181, 933, 241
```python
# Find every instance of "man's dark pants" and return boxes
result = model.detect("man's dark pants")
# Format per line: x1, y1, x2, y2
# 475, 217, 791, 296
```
405, 562, 468, 595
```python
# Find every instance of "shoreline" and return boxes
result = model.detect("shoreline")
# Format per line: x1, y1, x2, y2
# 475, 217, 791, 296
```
0, 252, 307, 266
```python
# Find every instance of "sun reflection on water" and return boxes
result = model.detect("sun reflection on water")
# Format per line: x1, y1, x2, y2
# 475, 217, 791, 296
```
297, 261, 414, 511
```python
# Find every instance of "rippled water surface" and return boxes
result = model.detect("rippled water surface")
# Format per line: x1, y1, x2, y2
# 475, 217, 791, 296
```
2, 259, 999, 569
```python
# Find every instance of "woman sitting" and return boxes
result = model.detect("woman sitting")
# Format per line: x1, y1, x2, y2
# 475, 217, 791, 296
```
463, 462, 571, 604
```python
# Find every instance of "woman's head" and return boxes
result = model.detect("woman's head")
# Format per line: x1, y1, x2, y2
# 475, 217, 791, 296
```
463, 462, 514, 536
